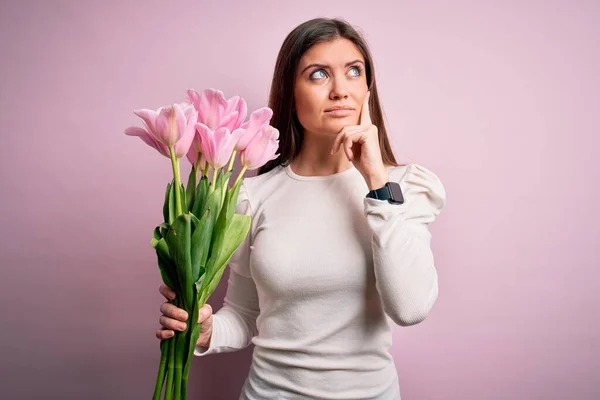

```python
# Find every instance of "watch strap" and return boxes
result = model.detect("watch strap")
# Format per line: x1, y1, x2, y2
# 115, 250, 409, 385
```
366, 182, 404, 204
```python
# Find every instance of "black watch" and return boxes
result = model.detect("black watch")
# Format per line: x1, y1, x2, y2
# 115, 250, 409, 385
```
366, 182, 404, 204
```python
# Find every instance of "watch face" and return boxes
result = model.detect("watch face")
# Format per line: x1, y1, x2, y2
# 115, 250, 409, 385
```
387, 182, 404, 204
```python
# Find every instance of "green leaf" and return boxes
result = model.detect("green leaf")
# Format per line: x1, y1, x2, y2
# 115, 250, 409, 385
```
226, 180, 243, 223
216, 170, 232, 210
200, 187, 229, 292
162, 182, 172, 224
168, 181, 176, 224
215, 214, 250, 268
204, 214, 251, 299
189, 212, 200, 232
158, 222, 170, 239
216, 169, 232, 188
186, 166, 197, 212
194, 266, 206, 295
199, 186, 223, 242
156, 248, 176, 292
191, 176, 209, 218
151, 226, 162, 248
164, 213, 194, 311
182, 290, 200, 381
153, 237, 178, 293
179, 183, 187, 215
190, 208, 214, 283
201, 184, 249, 296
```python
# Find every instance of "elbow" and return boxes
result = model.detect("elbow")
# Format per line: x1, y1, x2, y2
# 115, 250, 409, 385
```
385, 284, 439, 327
388, 305, 433, 327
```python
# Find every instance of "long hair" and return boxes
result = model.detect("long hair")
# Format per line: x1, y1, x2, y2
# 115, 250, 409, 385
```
257, 18, 400, 176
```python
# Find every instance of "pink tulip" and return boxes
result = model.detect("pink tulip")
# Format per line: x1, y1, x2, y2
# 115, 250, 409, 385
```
234, 107, 273, 151
186, 89, 246, 131
125, 102, 198, 159
124, 126, 170, 157
240, 125, 280, 170
195, 123, 244, 170
186, 144, 208, 170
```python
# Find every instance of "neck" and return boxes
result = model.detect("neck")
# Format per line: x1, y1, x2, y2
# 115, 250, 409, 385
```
289, 129, 354, 177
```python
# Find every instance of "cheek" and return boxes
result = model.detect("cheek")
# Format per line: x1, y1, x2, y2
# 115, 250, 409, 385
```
294, 86, 323, 126
295, 86, 319, 113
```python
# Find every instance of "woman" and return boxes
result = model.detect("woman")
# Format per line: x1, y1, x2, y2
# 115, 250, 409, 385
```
156, 17, 446, 399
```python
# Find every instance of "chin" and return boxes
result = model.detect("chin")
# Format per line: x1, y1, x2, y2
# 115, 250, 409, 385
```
323, 119, 354, 134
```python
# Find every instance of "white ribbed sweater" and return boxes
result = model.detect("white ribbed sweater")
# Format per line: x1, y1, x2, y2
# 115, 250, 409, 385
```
194, 163, 446, 400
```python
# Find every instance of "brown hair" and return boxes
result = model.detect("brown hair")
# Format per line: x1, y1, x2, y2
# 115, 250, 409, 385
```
257, 17, 400, 176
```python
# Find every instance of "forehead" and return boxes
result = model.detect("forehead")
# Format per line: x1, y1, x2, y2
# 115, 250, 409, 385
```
298, 38, 365, 68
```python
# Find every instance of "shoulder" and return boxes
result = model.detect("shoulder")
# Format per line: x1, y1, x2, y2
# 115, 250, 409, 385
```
386, 163, 447, 222
237, 165, 286, 213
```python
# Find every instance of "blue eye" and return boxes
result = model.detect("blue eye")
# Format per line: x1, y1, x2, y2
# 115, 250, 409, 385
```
349, 66, 362, 76
310, 69, 327, 80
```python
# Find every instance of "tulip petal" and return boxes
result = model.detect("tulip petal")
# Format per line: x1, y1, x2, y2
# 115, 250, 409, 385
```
212, 127, 236, 169
125, 126, 170, 158
218, 111, 239, 131
200, 89, 228, 130
224, 96, 247, 131
249, 126, 279, 169
186, 149, 198, 165
155, 106, 179, 147
133, 108, 159, 137
196, 123, 217, 167
174, 129, 194, 158
235, 107, 273, 151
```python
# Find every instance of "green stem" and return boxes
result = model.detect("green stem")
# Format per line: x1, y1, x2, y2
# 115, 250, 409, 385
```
153, 339, 168, 400
173, 332, 182, 400
169, 147, 183, 216
165, 331, 175, 400
227, 150, 237, 172
203, 163, 210, 178
173, 297, 185, 400
210, 167, 220, 192
182, 299, 202, 399
194, 151, 201, 172
233, 165, 248, 189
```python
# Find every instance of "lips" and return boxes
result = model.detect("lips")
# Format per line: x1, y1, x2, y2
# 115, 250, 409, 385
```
324, 106, 354, 112
324, 106, 354, 117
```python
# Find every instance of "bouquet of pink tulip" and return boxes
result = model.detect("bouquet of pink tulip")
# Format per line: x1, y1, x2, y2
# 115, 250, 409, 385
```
125, 88, 279, 400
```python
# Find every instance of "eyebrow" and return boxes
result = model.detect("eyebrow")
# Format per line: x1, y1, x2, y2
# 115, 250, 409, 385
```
300, 59, 365, 75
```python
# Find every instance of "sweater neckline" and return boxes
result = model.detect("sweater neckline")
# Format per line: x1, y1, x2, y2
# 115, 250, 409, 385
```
283, 163, 358, 181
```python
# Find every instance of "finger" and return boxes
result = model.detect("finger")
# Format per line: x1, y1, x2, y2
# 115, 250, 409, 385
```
160, 302, 189, 321
342, 131, 365, 161
331, 126, 362, 154
344, 136, 354, 161
159, 284, 176, 301
159, 315, 187, 332
359, 91, 371, 126
156, 328, 175, 340
198, 304, 213, 323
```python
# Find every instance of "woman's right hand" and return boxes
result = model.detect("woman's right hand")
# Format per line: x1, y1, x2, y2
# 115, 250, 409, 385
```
156, 284, 214, 350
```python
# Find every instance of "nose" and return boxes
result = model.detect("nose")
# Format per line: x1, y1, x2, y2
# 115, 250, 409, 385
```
329, 77, 349, 100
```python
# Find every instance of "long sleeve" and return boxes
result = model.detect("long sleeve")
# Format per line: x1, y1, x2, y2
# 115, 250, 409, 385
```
363, 164, 446, 327
194, 181, 260, 356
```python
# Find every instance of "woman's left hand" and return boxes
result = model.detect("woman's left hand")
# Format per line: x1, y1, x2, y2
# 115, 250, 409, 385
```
330, 91, 389, 190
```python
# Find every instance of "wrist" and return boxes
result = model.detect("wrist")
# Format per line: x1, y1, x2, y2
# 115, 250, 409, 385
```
367, 171, 389, 191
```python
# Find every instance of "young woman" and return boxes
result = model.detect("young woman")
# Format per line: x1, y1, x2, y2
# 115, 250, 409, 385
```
156, 17, 446, 399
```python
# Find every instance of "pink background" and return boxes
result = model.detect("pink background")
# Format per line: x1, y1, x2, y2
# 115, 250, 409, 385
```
1, 1, 598, 399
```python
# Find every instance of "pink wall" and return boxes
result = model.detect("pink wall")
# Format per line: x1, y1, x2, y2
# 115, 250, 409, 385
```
1, 1, 598, 399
